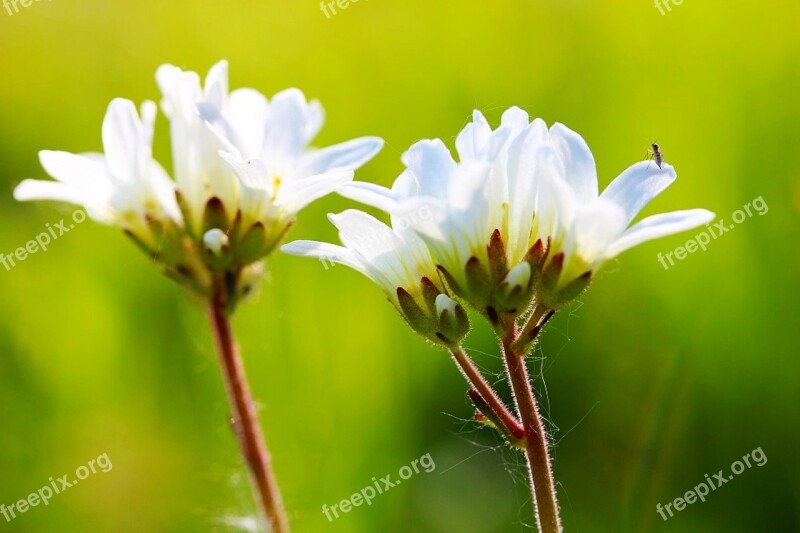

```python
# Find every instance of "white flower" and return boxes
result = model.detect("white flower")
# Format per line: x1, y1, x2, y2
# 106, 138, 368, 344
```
337, 107, 715, 311
14, 60, 382, 309
155, 61, 237, 235
282, 209, 438, 304
525, 122, 715, 306
160, 60, 384, 254
335, 108, 544, 316
14, 98, 181, 249
281, 209, 469, 345
335, 148, 481, 291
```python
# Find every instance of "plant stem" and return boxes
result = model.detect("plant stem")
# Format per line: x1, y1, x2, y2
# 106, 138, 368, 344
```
515, 306, 555, 351
502, 319, 561, 533
450, 347, 524, 439
209, 285, 290, 533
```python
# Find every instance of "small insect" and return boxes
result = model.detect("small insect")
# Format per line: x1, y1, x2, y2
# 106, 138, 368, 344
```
646, 143, 664, 169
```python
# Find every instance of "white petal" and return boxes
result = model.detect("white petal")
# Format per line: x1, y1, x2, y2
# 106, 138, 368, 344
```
198, 102, 245, 157
391, 169, 420, 197
447, 159, 491, 211
549, 122, 598, 203
533, 147, 576, 241
280, 171, 354, 213
299, 136, 383, 176
140, 100, 157, 150
485, 125, 512, 160
147, 161, 182, 221
155, 65, 202, 120
600, 161, 677, 226
228, 88, 269, 158
605, 209, 716, 258
336, 181, 406, 213
393, 198, 449, 242
102, 99, 145, 184
566, 199, 627, 262
401, 139, 456, 199
328, 210, 429, 294
455, 110, 492, 161
327, 209, 402, 261
281, 240, 365, 273
216, 154, 272, 223
455, 122, 477, 161
264, 88, 319, 159
505, 119, 549, 259
218, 151, 272, 192
14, 179, 89, 205
305, 99, 325, 144
500, 106, 530, 133
203, 60, 229, 110
14, 180, 111, 223
38, 150, 106, 187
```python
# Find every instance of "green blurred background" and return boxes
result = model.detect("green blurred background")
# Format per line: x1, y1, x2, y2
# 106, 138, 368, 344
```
1, 0, 798, 531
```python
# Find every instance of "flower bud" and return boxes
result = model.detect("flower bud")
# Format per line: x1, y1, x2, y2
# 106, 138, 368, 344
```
435, 294, 470, 346
496, 262, 532, 313
396, 279, 470, 348
204, 228, 230, 256
202, 228, 232, 270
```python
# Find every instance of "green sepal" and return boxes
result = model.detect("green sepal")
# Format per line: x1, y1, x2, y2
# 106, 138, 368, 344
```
175, 190, 197, 240
397, 287, 436, 337
437, 301, 470, 345
487, 229, 508, 283
237, 222, 267, 265
555, 271, 593, 306
437, 265, 463, 296
421, 277, 440, 314
202, 197, 229, 236
465, 256, 492, 303
526, 238, 548, 284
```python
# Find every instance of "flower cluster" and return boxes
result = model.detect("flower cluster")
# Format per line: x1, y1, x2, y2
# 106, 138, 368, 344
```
14, 61, 383, 310
283, 107, 714, 343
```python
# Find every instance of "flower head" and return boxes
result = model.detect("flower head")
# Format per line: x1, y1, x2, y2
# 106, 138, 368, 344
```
15, 98, 181, 246
14, 61, 383, 311
521, 122, 715, 307
281, 209, 470, 347
337, 107, 715, 318
160, 61, 384, 262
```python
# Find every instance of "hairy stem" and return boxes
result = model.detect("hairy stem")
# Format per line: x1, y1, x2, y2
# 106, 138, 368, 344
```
209, 285, 289, 533
515, 306, 555, 351
450, 347, 524, 439
502, 315, 561, 533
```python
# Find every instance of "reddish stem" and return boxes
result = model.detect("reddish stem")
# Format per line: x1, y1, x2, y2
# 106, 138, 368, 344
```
502, 316, 561, 533
209, 287, 289, 533
451, 347, 525, 439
